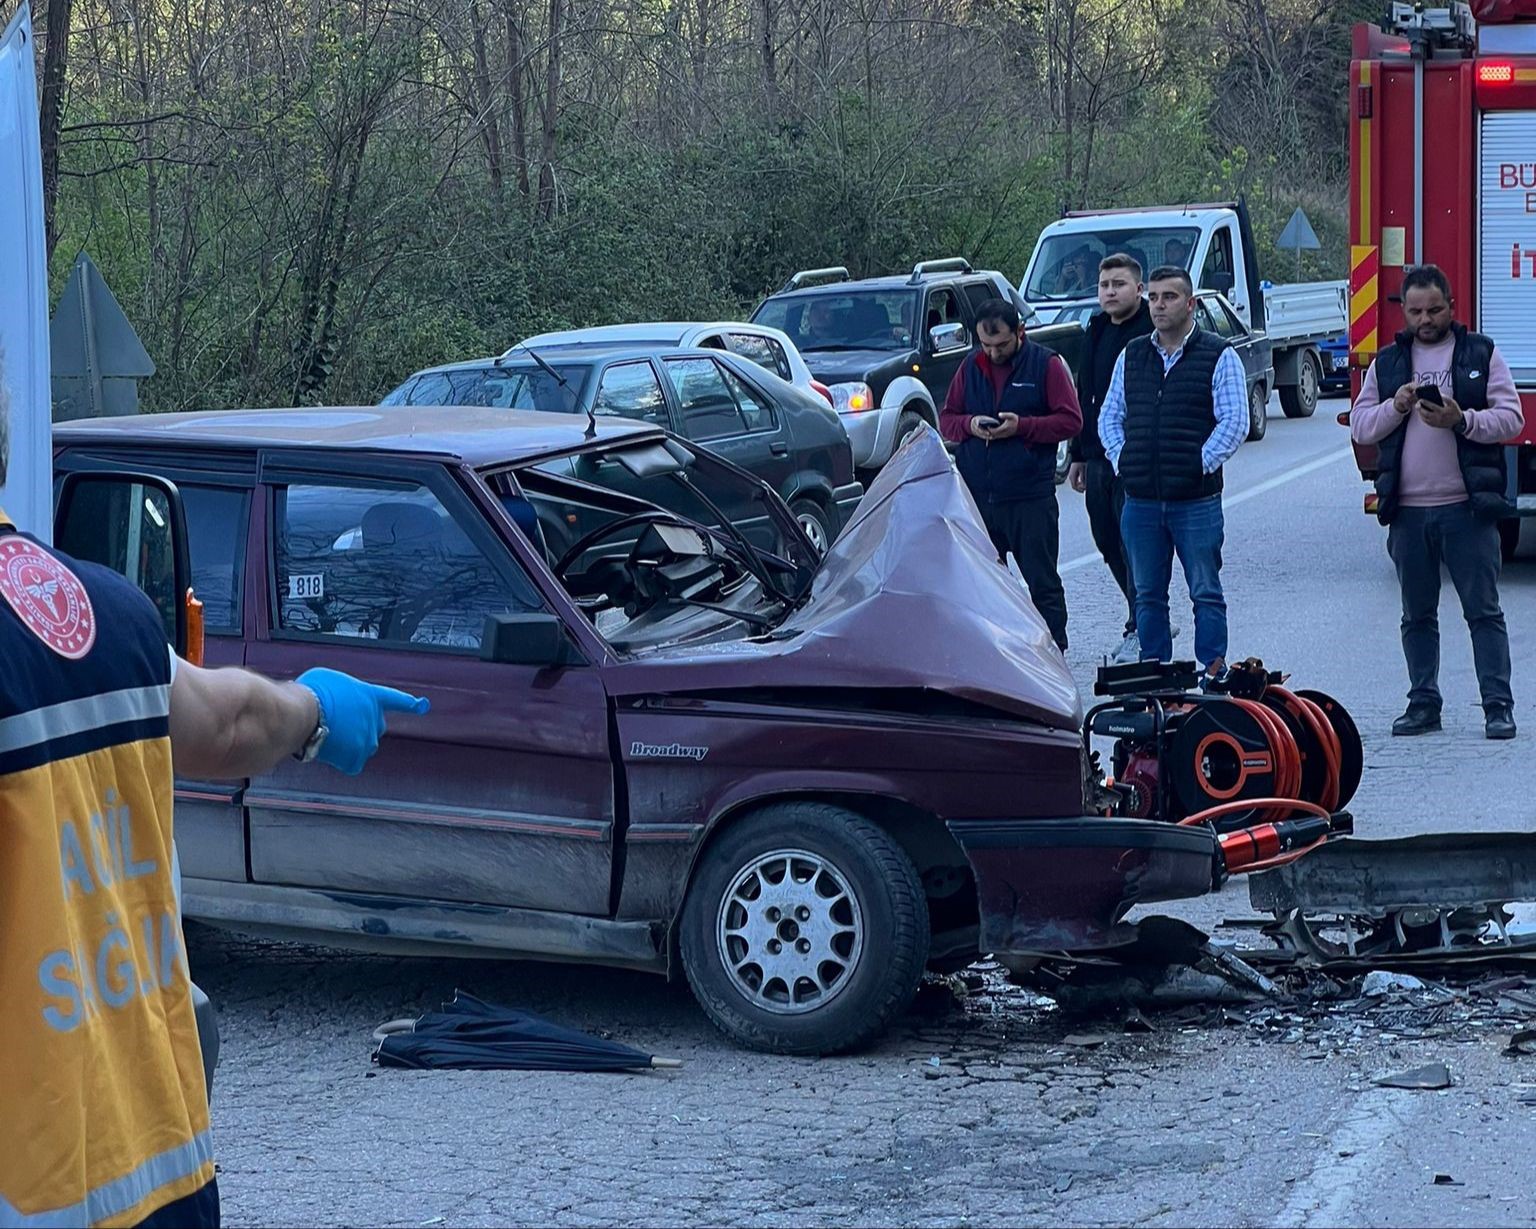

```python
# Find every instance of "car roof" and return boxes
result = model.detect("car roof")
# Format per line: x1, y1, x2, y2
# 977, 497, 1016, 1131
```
1041, 211, 1210, 235
517, 321, 774, 349
410, 343, 732, 375
766, 270, 1005, 301
52, 405, 664, 467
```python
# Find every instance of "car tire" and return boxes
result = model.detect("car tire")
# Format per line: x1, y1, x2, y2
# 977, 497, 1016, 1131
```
679, 802, 930, 1055
1280, 351, 1320, 419
895, 408, 926, 451
1247, 382, 1268, 442
789, 498, 833, 555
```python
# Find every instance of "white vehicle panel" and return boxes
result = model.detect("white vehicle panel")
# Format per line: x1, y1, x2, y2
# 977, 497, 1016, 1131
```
0, 6, 51, 539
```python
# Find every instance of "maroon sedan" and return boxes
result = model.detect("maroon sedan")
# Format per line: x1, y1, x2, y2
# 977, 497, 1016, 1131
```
54, 408, 1223, 1054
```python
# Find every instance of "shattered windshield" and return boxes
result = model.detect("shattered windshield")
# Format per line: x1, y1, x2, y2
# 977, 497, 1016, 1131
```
497, 439, 818, 651
1023, 227, 1198, 300
753, 291, 916, 353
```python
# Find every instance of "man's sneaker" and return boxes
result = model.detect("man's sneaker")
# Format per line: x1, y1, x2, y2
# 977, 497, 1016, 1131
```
1392, 705, 1442, 736
1197, 661, 1230, 694
1486, 706, 1517, 740
1109, 631, 1140, 665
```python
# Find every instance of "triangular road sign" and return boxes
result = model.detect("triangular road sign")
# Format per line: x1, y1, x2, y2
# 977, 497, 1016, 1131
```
50, 251, 154, 379
1276, 207, 1321, 251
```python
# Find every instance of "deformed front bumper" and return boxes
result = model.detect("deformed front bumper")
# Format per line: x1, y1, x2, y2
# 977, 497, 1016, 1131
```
947, 817, 1220, 954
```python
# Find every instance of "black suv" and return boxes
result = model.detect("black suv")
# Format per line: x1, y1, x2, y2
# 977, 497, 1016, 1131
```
751, 258, 1087, 477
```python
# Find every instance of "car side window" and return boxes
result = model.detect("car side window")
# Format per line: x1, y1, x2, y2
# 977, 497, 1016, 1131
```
182, 486, 249, 633
273, 480, 540, 652
1217, 300, 1248, 338
960, 281, 998, 318
1199, 301, 1236, 339
726, 332, 791, 382
665, 357, 747, 441
1200, 227, 1235, 293
55, 476, 250, 638
718, 363, 776, 433
594, 362, 669, 424
925, 288, 969, 351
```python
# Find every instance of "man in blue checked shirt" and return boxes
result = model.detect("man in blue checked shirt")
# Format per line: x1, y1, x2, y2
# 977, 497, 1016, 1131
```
1098, 266, 1248, 687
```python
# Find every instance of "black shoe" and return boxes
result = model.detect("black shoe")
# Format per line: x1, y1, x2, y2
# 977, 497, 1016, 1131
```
1486, 706, 1517, 740
1392, 705, 1442, 736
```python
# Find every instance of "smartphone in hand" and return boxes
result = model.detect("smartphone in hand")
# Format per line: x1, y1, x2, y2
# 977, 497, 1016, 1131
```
975, 416, 1002, 431
1414, 382, 1445, 406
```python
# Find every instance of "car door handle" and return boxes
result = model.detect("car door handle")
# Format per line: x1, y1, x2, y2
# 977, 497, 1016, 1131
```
770, 442, 789, 456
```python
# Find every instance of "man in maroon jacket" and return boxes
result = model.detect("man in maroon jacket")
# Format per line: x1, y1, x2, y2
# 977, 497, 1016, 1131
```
939, 298, 1082, 652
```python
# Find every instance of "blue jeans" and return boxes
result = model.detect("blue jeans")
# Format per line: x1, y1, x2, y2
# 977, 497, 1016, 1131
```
1120, 495, 1227, 667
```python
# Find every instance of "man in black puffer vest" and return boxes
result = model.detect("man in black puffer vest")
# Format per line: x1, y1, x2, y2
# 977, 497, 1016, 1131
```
1098, 266, 1250, 686
939, 298, 1082, 651
1069, 253, 1154, 665
1350, 265, 1523, 740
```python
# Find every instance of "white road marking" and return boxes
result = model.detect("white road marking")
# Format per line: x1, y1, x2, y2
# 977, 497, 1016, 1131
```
1274, 1086, 1410, 1227
1060, 447, 1353, 574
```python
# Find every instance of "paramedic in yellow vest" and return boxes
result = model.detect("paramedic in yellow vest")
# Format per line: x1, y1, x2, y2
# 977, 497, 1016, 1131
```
0, 395, 429, 1226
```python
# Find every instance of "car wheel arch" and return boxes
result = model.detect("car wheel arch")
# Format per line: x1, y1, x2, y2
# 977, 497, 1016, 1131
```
904, 399, 937, 428
664, 789, 974, 976
877, 375, 935, 420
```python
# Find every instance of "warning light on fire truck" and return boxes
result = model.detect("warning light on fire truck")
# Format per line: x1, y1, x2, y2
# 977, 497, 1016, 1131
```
1479, 61, 1515, 84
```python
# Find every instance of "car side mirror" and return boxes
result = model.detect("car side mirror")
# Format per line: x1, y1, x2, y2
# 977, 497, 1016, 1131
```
1208, 270, 1235, 294
929, 322, 968, 353
53, 470, 199, 662
480, 612, 579, 667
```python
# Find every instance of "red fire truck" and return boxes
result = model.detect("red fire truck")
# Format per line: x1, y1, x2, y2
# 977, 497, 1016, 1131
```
1348, 1, 1536, 556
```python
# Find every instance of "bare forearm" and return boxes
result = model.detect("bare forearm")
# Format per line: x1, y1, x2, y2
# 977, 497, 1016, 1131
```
170, 665, 319, 780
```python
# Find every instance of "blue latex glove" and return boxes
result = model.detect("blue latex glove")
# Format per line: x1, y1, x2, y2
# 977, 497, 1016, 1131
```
296, 668, 430, 775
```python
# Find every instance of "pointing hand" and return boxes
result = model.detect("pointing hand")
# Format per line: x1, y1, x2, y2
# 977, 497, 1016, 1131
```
296, 667, 430, 775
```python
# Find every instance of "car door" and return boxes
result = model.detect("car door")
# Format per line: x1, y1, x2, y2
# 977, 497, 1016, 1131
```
241, 452, 617, 915
1199, 297, 1262, 388
659, 354, 791, 547
53, 450, 255, 885
920, 285, 971, 401
1198, 223, 1242, 318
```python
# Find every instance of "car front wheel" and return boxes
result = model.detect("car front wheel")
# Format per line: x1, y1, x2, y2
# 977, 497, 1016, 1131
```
1247, 382, 1268, 442
789, 498, 833, 555
680, 802, 929, 1055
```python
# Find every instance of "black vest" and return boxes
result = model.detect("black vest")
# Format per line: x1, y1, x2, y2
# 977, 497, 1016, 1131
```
1075, 301, 1154, 464
953, 342, 1058, 504
1118, 328, 1228, 501
1369, 324, 1510, 525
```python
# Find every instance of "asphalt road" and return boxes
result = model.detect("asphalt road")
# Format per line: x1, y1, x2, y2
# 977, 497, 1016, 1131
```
195, 394, 1536, 1228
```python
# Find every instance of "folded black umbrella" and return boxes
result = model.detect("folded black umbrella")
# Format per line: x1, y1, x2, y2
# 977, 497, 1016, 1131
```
371, 990, 682, 1073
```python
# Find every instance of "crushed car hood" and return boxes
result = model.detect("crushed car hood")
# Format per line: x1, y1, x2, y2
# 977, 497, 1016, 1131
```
608, 429, 1082, 730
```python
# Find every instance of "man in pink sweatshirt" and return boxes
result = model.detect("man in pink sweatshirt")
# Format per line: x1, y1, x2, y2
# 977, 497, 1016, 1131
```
1351, 265, 1523, 739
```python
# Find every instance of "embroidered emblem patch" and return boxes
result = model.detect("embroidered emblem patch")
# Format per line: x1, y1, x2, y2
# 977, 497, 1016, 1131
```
0, 538, 97, 660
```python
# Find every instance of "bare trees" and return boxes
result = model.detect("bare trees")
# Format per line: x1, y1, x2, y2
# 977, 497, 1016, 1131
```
36, 0, 1353, 411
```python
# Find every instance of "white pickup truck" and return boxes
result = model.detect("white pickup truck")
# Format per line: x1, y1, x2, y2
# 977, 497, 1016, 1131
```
1019, 201, 1347, 421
